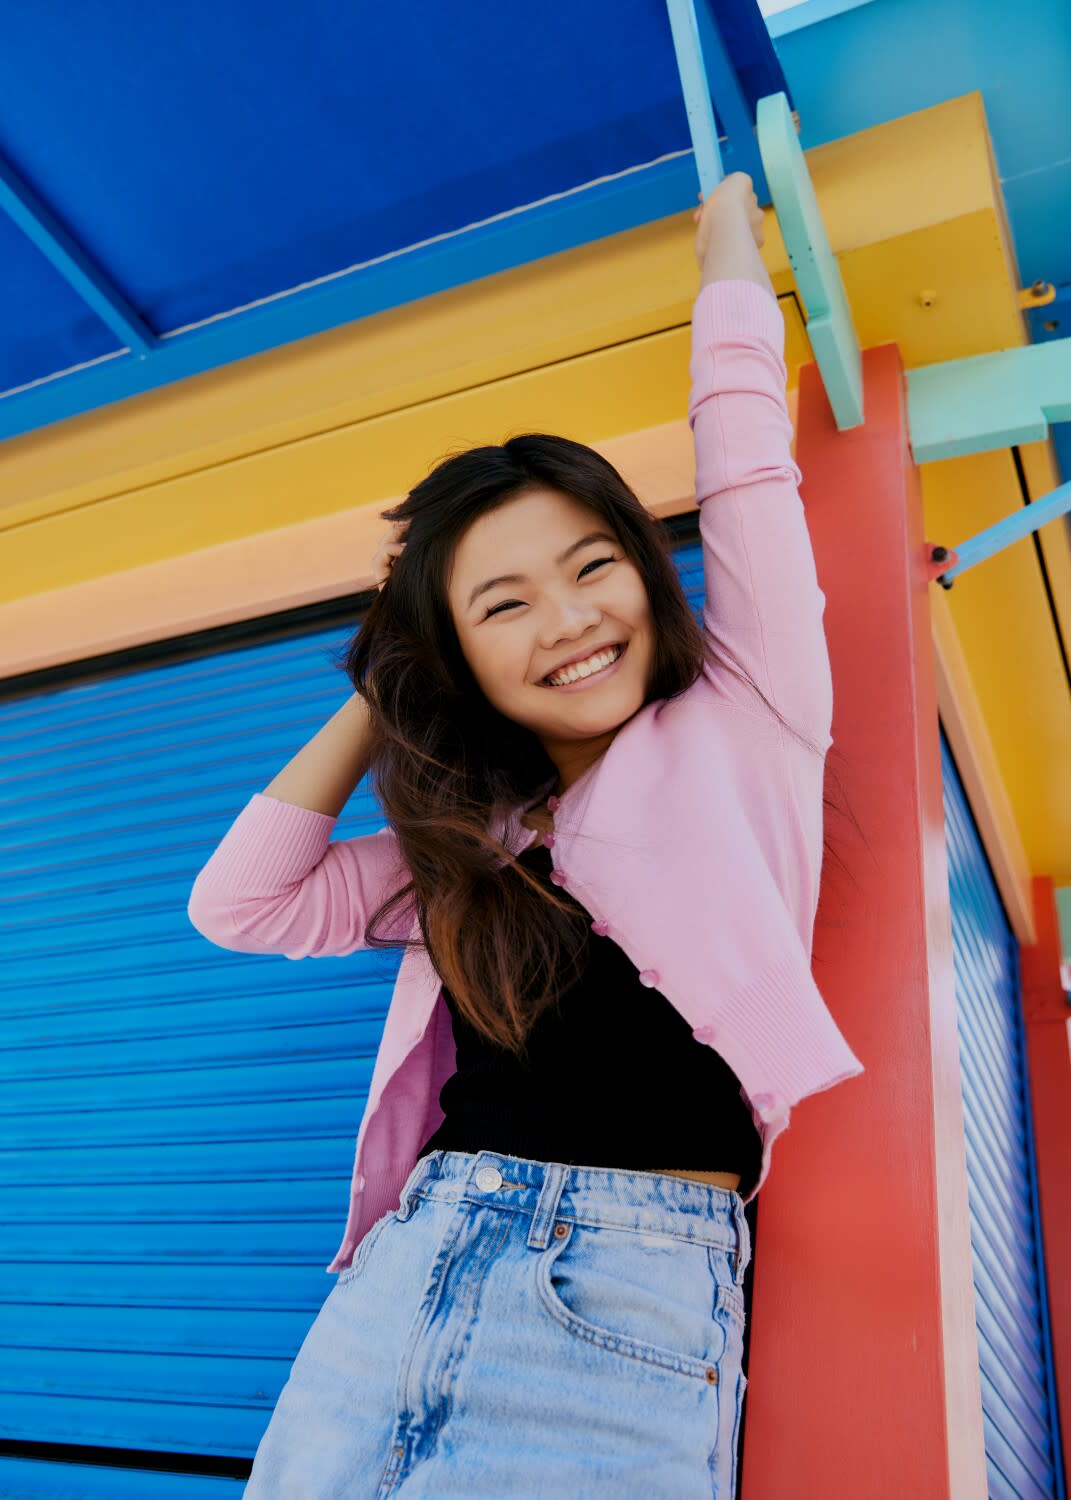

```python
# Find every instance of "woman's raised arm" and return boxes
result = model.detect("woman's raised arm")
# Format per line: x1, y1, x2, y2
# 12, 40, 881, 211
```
186, 508, 426, 959
688, 174, 834, 754
186, 689, 414, 959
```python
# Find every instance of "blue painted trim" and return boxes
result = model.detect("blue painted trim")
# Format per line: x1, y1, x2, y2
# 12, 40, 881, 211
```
696, 1, 773, 202
937, 480, 1071, 582
762, 0, 879, 39
666, 0, 726, 194
0, 153, 695, 442
756, 90, 863, 428
0, 151, 157, 356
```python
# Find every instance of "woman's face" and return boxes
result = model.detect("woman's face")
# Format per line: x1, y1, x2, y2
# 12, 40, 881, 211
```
446, 488, 655, 773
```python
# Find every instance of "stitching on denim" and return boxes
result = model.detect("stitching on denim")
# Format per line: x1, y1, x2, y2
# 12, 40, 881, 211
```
428, 1210, 513, 1459
338, 1213, 392, 1286
418, 1188, 736, 1254
535, 1224, 718, 1383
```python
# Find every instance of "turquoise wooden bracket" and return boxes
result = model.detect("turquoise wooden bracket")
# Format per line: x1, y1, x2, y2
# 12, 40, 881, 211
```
756, 91, 863, 431
906, 337, 1071, 464
665, 0, 726, 193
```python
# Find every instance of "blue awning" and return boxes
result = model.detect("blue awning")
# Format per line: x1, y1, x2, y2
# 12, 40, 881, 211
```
0, 0, 787, 437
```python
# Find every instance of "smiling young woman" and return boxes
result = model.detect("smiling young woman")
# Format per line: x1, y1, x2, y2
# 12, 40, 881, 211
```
190, 172, 856, 1498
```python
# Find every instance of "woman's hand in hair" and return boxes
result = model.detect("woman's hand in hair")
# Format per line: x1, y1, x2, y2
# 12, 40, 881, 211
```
693, 172, 773, 297
372, 518, 410, 591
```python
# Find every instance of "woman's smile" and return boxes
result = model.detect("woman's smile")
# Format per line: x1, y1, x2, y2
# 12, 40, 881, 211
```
537, 641, 628, 692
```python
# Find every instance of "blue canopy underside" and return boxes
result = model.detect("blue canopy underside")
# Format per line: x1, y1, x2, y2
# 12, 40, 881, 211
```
0, 0, 724, 395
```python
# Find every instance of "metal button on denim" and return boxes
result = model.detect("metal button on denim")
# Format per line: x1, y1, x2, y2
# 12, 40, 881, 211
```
475, 1166, 503, 1191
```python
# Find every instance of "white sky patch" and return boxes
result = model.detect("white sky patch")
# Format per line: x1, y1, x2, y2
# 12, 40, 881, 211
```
757, 0, 814, 14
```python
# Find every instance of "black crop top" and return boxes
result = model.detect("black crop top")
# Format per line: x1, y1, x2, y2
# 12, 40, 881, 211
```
419, 838, 763, 1193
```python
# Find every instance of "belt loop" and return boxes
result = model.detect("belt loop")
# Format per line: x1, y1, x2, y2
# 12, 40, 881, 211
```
527, 1162, 567, 1249
396, 1151, 437, 1221
732, 1198, 751, 1284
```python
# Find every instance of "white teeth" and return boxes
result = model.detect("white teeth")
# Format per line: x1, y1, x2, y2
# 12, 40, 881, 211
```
546, 644, 622, 686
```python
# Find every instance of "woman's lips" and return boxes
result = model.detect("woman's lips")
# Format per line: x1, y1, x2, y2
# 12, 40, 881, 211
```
539, 641, 628, 692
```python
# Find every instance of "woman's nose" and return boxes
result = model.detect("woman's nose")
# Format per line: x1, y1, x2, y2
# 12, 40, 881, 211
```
543, 605, 602, 642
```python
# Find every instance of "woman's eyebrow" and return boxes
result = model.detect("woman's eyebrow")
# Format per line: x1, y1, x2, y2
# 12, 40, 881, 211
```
467, 531, 617, 610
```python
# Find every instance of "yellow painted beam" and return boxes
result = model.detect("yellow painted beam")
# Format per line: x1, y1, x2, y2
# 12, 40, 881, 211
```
920, 447, 1071, 882
0, 91, 1066, 886
0, 414, 696, 681
1020, 437, 1071, 658
0, 92, 1024, 552
0, 321, 698, 594
930, 585, 1036, 945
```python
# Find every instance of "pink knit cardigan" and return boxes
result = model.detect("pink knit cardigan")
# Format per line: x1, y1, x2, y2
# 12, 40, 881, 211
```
187, 278, 865, 1273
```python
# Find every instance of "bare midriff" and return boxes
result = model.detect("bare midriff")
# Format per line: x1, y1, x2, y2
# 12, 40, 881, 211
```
520, 817, 744, 1196
655, 1167, 742, 1190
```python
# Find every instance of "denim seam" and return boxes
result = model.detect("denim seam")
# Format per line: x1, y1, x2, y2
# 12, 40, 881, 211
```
416, 1189, 738, 1254
535, 1225, 723, 1384
427, 1210, 514, 1462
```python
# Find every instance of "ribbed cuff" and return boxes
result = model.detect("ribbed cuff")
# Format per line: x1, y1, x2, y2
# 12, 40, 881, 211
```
693, 278, 785, 358
719, 952, 865, 1107
195, 791, 338, 894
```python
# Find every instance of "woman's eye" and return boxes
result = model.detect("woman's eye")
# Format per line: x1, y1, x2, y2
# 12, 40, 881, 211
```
482, 557, 615, 619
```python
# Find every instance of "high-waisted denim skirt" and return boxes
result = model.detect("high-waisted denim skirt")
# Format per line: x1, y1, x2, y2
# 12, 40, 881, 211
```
243, 1148, 753, 1499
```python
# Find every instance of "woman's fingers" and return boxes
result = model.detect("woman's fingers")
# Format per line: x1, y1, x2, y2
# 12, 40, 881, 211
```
373, 522, 410, 589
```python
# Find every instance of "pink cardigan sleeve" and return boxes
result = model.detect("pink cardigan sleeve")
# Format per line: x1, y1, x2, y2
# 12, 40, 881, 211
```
688, 278, 833, 754
186, 792, 413, 958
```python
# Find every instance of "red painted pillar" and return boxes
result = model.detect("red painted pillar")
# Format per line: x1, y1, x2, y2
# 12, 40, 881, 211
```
740, 344, 987, 1498
1020, 876, 1071, 1489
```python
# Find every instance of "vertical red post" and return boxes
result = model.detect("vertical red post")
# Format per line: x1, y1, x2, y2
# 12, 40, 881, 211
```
1020, 876, 1071, 1489
740, 345, 987, 1498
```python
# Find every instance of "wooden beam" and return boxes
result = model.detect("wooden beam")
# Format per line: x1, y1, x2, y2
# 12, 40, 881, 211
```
908, 337, 1071, 463
757, 91, 863, 429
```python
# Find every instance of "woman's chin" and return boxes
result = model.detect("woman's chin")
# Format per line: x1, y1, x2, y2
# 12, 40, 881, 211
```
533, 685, 644, 736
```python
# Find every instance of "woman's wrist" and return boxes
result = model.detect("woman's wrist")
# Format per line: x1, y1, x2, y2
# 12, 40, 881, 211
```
699, 224, 774, 296
693, 173, 771, 296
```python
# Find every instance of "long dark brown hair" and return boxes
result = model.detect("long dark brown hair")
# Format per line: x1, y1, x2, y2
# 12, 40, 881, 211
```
333, 433, 858, 1056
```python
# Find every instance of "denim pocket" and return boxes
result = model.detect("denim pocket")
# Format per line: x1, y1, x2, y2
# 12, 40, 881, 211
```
534, 1219, 729, 1382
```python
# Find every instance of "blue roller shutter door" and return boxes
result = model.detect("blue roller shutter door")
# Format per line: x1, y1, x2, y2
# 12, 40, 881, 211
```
941, 728, 1063, 1499
0, 532, 707, 1491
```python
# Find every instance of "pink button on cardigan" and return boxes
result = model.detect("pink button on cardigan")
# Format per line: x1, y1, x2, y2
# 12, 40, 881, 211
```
187, 278, 865, 1274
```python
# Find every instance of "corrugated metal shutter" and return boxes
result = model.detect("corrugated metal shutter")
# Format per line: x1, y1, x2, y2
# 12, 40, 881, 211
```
941, 728, 1063, 1499
0, 530, 708, 1492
